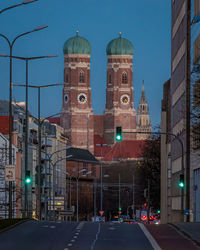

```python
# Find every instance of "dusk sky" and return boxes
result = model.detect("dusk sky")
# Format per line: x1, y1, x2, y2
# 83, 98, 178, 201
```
0, 0, 171, 127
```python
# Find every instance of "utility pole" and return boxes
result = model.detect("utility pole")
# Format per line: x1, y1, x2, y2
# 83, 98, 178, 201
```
132, 175, 135, 219
147, 179, 150, 224
118, 174, 121, 211
186, 0, 191, 222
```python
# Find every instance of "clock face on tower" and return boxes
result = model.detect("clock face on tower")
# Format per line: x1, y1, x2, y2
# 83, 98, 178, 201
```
121, 94, 130, 105
78, 93, 87, 104
64, 94, 69, 104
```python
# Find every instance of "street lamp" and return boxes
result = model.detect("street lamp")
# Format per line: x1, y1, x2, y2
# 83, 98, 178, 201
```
0, 0, 38, 15
96, 143, 107, 212
13, 83, 65, 219
0, 24, 48, 218
1, 54, 57, 217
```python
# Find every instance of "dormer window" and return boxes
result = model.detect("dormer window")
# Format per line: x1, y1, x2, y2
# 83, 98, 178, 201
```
122, 72, 128, 84
79, 71, 85, 83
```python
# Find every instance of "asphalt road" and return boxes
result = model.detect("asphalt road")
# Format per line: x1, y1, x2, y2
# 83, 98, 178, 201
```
0, 221, 154, 250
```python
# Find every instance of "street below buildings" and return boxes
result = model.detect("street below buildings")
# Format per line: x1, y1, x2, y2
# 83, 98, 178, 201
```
0, 220, 199, 250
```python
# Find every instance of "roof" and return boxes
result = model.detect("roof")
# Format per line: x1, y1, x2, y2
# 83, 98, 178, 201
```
48, 117, 60, 126
63, 34, 91, 55
94, 135, 111, 157
106, 36, 134, 55
103, 140, 146, 161
66, 147, 99, 164
0, 116, 11, 135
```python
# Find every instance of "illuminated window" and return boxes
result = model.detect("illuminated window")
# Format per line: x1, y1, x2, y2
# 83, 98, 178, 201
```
122, 72, 128, 84
79, 71, 85, 83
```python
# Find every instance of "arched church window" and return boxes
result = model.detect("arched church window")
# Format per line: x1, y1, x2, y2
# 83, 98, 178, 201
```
122, 72, 128, 84
108, 73, 112, 84
79, 71, 85, 83
65, 74, 68, 83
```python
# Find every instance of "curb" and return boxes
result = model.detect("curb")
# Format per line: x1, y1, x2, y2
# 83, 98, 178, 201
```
0, 219, 30, 234
169, 223, 200, 248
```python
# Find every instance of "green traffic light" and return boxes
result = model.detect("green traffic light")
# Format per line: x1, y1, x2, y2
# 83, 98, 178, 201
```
157, 210, 160, 214
179, 182, 184, 188
25, 177, 31, 184
25, 170, 31, 184
116, 126, 122, 141
116, 135, 122, 141
179, 174, 184, 188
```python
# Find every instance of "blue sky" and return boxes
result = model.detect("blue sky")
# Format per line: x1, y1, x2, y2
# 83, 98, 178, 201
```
0, 0, 171, 127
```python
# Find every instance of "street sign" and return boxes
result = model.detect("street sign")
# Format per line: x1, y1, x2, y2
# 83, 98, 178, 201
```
99, 210, 104, 216
184, 209, 190, 216
5, 165, 16, 182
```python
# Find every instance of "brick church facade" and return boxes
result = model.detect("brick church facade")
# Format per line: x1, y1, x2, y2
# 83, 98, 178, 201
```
60, 32, 152, 156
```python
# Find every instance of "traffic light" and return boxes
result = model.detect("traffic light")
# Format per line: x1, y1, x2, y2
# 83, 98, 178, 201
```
157, 209, 160, 214
116, 126, 122, 141
25, 170, 31, 184
178, 174, 184, 188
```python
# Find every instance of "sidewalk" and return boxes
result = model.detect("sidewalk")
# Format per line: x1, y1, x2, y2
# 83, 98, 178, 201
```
172, 222, 200, 246
145, 224, 200, 250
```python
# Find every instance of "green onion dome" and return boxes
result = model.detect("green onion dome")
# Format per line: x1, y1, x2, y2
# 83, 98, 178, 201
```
63, 31, 91, 55
106, 33, 134, 55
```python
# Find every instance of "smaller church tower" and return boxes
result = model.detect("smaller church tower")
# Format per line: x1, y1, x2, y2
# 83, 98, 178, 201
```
137, 82, 152, 140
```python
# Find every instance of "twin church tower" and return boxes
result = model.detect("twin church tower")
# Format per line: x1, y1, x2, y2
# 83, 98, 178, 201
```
60, 32, 151, 153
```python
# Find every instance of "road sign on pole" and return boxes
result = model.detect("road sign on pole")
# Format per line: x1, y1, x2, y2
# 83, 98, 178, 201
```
5, 165, 16, 182
99, 210, 104, 216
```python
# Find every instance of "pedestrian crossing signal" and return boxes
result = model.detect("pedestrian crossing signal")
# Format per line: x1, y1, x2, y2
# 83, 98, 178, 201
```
116, 126, 122, 141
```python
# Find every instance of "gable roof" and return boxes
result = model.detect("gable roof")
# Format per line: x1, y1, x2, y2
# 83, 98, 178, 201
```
66, 147, 99, 164
103, 140, 146, 161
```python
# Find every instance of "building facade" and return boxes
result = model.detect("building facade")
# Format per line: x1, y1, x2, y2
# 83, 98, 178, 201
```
60, 32, 152, 151
161, 0, 200, 223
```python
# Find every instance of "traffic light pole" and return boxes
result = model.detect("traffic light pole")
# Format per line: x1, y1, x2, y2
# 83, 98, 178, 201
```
122, 130, 185, 220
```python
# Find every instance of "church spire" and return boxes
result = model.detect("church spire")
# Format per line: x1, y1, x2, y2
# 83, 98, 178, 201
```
140, 80, 147, 103
136, 81, 152, 140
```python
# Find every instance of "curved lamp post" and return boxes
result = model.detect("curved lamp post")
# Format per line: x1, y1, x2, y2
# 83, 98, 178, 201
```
0, 25, 48, 218
1, 54, 57, 217
12, 83, 65, 219
0, 0, 38, 15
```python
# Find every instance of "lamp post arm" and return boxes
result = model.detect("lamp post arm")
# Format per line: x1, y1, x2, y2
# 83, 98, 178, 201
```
0, 34, 11, 47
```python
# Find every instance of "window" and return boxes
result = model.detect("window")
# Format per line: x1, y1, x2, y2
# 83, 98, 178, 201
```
122, 72, 128, 84
193, 34, 200, 65
65, 74, 68, 83
193, 80, 200, 108
108, 73, 112, 84
194, 0, 200, 16
79, 71, 85, 83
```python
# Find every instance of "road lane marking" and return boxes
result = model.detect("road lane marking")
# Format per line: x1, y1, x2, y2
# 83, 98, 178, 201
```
74, 236, 78, 238
91, 223, 101, 250
50, 226, 56, 229
138, 223, 162, 250
75, 232, 79, 235
68, 243, 72, 246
